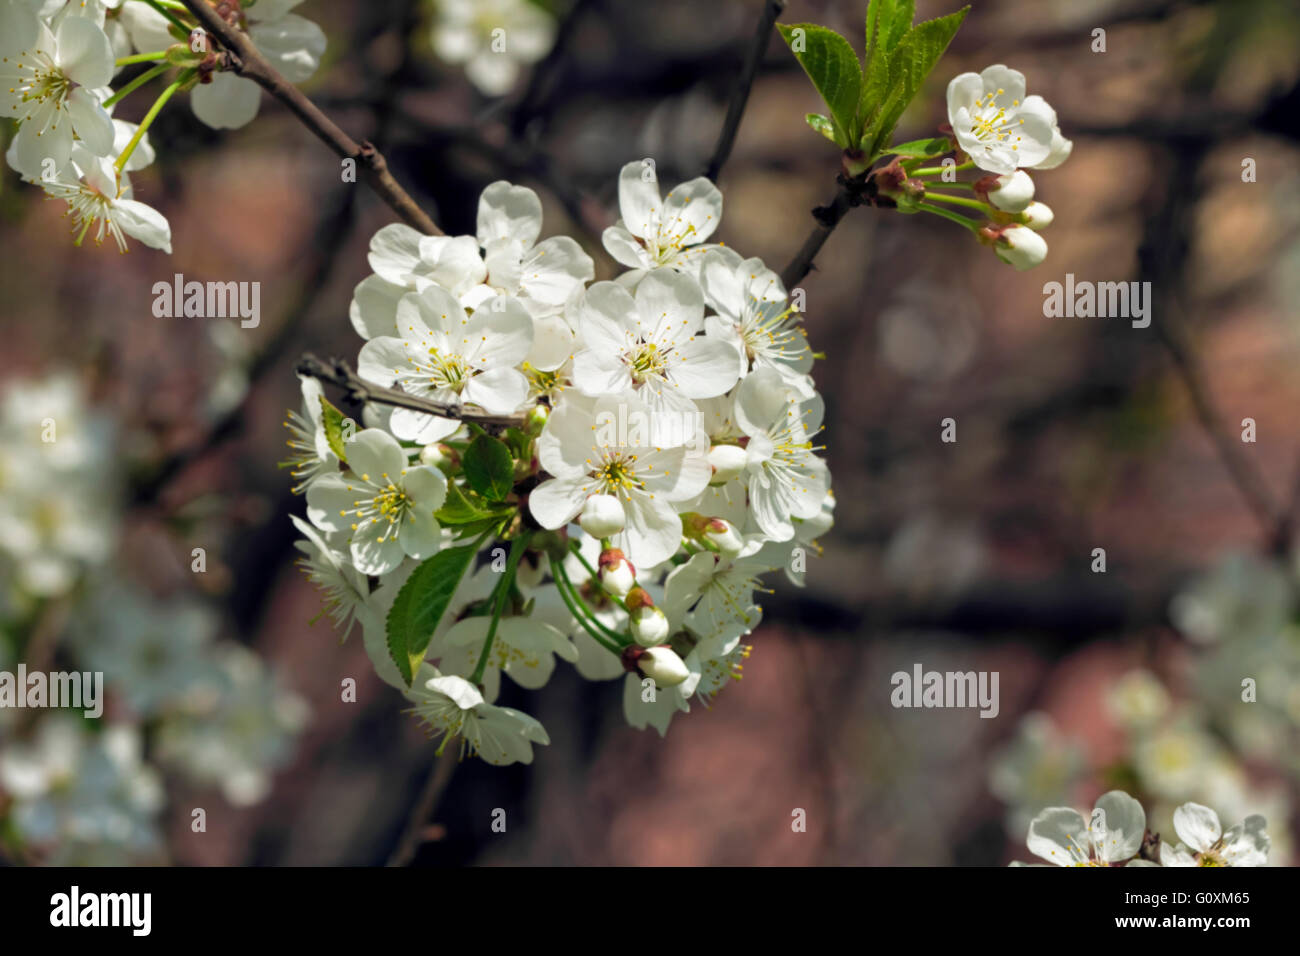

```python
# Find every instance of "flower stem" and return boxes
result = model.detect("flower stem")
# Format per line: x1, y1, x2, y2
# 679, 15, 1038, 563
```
114, 67, 195, 174
922, 191, 992, 213
469, 532, 530, 685
102, 63, 170, 108
553, 561, 627, 650
115, 52, 170, 67
912, 160, 974, 177
138, 0, 192, 36
917, 202, 982, 233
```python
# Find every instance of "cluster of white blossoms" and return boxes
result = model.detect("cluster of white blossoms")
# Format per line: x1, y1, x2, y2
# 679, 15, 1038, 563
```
1013, 790, 1269, 867
992, 662, 1294, 865
874, 64, 1070, 272
289, 160, 835, 764
0, 372, 306, 863
429, 0, 555, 97
1, 0, 324, 252
944, 65, 1070, 271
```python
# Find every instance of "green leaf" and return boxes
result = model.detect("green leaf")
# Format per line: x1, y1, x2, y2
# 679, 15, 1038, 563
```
452, 516, 509, 541
462, 433, 515, 502
385, 544, 479, 685
436, 482, 490, 525
804, 113, 838, 142
885, 135, 953, 159
777, 23, 863, 148
875, 0, 915, 58
859, 7, 969, 158
319, 396, 349, 463
857, 33, 891, 140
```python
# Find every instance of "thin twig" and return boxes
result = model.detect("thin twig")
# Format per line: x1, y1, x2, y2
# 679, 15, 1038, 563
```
386, 747, 459, 867
1152, 312, 1284, 536
779, 178, 871, 289
296, 353, 530, 429
704, 0, 785, 182
177, 0, 441, 235
509, 0, 595, 137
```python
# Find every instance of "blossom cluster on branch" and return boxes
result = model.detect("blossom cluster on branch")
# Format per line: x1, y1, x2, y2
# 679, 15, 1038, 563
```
1, 0, 324, 252
290, 162, 835, 763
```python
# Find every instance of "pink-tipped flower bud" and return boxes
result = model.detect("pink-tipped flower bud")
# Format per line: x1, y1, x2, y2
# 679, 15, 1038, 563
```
630, 605, 670, 647
704, 518, 744, 558
598, 548, 636, 598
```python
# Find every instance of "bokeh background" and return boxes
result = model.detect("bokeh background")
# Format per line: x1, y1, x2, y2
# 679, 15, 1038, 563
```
3, 0, 1300, 865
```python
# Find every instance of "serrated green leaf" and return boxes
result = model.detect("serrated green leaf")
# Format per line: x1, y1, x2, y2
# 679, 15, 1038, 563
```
875, 0, 915, 58
860, 7, 969, 158
777, 23, 862, 148
885, 135, 953, 159
386, 544, 479, 685
462, 433, 515, 502
805, 113, 838, 142
436, 482, 490, 525
319, 396, 348, 463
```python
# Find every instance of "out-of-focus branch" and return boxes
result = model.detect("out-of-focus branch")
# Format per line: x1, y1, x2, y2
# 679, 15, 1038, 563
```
1151, 307, 1284, 537
177, 0, 441, 236
296, 354, 529, 429
704, 0, 785, 182
131, 1, 422, 505
386, 747, 458, 867
509, 0, 596, 137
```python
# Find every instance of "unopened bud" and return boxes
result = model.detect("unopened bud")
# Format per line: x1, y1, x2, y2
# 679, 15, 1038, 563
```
987, 224, 1048, 271
599, 549, 636, 598
525, 404, 549, 437
707, 444, 748, 484
1020, 201, 1054, 230
980, 170, 1035, 212
630, 605, 670, 647
636, 645, 689, 686
704, 518, 744, 558
419, 443, 448, 468
579, 493, 625, 538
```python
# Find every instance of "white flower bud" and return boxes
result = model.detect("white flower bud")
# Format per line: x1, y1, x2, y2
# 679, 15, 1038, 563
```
986, 170, 1035, 212
1021, 201, 1054, 231
600, 557, 636, 598
637, 645, 689, 686
706, 519, 745, 559
1032, 129, 1073, 170
579, 494, 625, 538
630, 606, 670, 647
419, 444, 448, 468
994, 226, 1048, 271
707, 443, 748, 483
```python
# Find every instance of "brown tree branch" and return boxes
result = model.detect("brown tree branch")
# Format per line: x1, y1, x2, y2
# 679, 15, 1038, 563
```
296, 353, 529, 429
386, 747, 458, 867
177, 0, 442, 236
704, 0, 785, 182
779, 177, 873, 289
